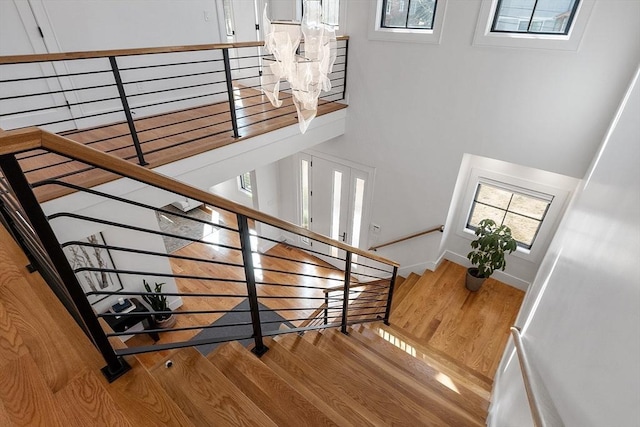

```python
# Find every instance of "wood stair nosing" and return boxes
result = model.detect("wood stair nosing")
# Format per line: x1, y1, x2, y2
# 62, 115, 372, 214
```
0, 353, 69, 426
54, 369, 134, 427
260, 338, 383, 427
356, 324, 491, 399
370, 322, 493, 392
1, 225, 196, 426
29, 268, 196, 427
0, 273, 86, 395
391, 272, 420, 309
320, 329, 486, 427
210, 341, 339, 427
349, 324, 490, 419
390, 265, 455, 329
151, 347, 277, 427
275, 333, 438, 426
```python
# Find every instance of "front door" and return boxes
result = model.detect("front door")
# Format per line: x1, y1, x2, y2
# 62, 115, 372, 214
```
299, 154, 371, 263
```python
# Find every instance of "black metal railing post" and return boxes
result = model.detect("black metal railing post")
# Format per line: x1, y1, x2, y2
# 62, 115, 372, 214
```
340, 251, 352, 334
383, 266, 399, 325
222, 48, 240, 138
108, 56, 148, 166
342, 38, 349, 101
324, 292, 329, 325
0, 154, 131, 382
237, 214, 268, 356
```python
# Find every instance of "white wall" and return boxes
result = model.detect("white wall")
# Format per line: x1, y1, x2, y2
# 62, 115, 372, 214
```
440, 154, 580, 289
31, 0, 222, 51
311, 0, 640, 278
489, 66, 640, 426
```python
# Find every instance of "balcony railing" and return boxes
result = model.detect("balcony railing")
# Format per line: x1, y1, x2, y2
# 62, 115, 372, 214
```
0, 38, 349, 202
0, 128, 398, 382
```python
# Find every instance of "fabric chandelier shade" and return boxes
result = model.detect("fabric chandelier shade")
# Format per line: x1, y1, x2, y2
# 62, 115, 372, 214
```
262, 0, 337, 133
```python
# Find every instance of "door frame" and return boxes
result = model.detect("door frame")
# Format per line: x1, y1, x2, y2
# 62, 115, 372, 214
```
295, 150, 376, 254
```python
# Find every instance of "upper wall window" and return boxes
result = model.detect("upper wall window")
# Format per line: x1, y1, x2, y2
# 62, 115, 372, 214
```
491, 0, 580, 35
473, 0, 595, 51
369, 0, 448, 44
381, 0, 437, 30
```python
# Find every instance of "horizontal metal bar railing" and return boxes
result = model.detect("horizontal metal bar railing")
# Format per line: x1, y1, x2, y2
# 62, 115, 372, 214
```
0, 122, 398, 380
1, 38, 349, 184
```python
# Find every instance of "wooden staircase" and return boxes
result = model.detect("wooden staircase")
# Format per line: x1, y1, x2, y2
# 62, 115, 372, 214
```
0, 223, 496, 426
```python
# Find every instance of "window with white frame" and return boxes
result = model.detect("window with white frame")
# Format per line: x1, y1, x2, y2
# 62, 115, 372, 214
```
239, 172, 252, 194
466, 180, 553, 250
369, 0, 447, 44
473, 0, 595, 51
381, 0, 437, 30
491, 0, 580, 35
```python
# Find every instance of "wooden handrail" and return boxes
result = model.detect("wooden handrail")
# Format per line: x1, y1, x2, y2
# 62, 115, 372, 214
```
0, 127, 398, 268
369, 225, 444, 251
0, 35, 349, 65
510, 327, 564, 427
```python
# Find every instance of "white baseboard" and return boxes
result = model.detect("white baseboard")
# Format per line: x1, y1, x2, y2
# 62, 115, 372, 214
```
442, 250, 530, 291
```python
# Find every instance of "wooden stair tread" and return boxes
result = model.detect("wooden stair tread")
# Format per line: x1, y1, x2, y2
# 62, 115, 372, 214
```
277, 332, 449, 426
260, 338, 382, 426
0, 354, 69, 426
390, 265, 453, 329
54, 369, 133, 427
210, 341, 339, 427
0, 225, 195, 426
320, 329, 485, 426
370, 322, 493, 391
0, 271, 85, 394
349, 324, 490, 418
391, 272, 420, 309
151, 347, 276, 427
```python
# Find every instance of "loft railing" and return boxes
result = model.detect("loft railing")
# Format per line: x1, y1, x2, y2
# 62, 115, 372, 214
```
369, 224, 444, 251
510, 326, 564, 427
0, 128, 398, 382
0, 37, 348, 178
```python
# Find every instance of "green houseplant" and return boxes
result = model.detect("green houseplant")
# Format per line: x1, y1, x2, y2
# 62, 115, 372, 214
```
142, 280, 176, 328
466, 219, 518, 291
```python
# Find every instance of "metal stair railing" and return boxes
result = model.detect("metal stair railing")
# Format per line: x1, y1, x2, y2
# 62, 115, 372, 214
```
0, 128, 398, 382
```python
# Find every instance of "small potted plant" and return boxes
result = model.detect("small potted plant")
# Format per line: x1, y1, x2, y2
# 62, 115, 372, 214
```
142, 280, 176, 329
466, 218, 518, 291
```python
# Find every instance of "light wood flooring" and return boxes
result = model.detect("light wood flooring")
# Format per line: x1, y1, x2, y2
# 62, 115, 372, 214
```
0, 220, 524, 425
15, 87, 346, 202
127, 206, 349, 368
127, 206, 523, 382
387, 261, 525, 380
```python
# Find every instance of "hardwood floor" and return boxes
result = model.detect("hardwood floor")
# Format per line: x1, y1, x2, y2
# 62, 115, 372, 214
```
0, 218, 522, 425
127, 206, 348, 368
16, 87, 347, 202
126, 206, 523, 382
386, 260, 525, 380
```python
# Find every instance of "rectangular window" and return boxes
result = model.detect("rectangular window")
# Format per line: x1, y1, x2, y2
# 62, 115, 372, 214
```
322, 0, 340, 26
491, 0, 580, 35
239, 172, 252, 194
222, 0, 235, 37
381, 0, 437, 30
466, 181, 552, 249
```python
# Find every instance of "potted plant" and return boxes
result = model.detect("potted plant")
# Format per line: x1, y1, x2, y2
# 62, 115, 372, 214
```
466, 218, 518, 291
142, 280, 176, 329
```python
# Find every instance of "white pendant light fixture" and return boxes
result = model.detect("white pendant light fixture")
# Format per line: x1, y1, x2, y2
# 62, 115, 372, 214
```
262, 1, 337, 133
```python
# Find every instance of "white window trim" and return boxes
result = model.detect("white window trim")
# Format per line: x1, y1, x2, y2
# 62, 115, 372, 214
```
238, 172, 253, 196
368, 0, 448, 44
472, 0, 596, 51
457, 168, 572, 263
